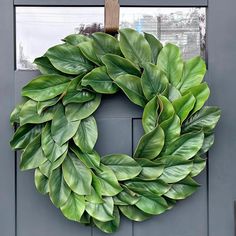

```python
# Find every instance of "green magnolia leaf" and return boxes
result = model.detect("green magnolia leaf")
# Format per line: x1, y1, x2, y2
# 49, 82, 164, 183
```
49, 166, 71, 208
85, 186, 103, 204
10, 103, 23, 125
135, 158, 164, 180
86, 196, 114, 222
101, 154, 142, 181
62, 90, 95, 105
164, 176, 200, 200
42, 123, 68, 162
49, 152, 67, 173
65, 94, 101, 121
92, 32, 122, 61
134, 126, 164, 159
144, 32, 163, 64
93, 206, 120, 233
163, 131, 204, 160
168, 84, 181, 101
70, 145, 100, 169
116, 187, 140, 205
101, 54, 141, 80
19, 100, 54, 126
37, 97, 59, 115
39, 159, 52, 177
183, 82, 210, 114
178, 56, 206, 93
119, 205, 152, 222
73, 116, 98, 153
160, 114, 181, 144
79, 40, 101, 66
60, 192, 85, 221
157, 43, 183, 87
119, 28, 151, 66
63, 34, 89, 45
135, 194, 168, 215
141, 63, 168, 100
159, 155, 193, 183
34, 56, 65, 75
22, 75, 70, 101
93, 164, 122, 197
158, 95, 175, 123
172, 93, 196, 123
51, 104, 80, 146
62, 152, 92, 195
81, 66, 118, 94
199, 133, 215, 154
46, 44, 94, 75
190, 156, 206, 177
10, 124, 41, 149
20, 134, 47, 170
115, 74, 147, 107
125, 179, 170, 196
34, 168, 49, 195
182, 106, 221, 133
142, 96, 159, 133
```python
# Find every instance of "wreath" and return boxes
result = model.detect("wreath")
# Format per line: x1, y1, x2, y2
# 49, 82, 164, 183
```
10, 28, 221, 233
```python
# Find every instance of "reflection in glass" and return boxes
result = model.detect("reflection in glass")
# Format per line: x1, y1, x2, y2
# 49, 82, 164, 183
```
16, 7, 206, 70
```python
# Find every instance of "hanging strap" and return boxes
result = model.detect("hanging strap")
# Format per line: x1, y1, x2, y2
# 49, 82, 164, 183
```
104, 0, 120, 35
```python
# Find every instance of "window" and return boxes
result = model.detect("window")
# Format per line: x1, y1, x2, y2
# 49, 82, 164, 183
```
16, 7, 206, 70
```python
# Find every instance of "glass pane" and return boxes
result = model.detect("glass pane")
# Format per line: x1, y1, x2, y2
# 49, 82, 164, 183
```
16, 7, 104, 70
120, 7, 206, 60
16, 7, 206, 70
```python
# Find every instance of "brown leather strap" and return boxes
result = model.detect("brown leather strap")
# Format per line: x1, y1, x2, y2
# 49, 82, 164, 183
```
104, 0, 120, 35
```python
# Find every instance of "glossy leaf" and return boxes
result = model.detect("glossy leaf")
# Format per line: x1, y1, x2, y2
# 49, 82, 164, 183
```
182, 106, 221, 133
199, 133, 215, 154
157, 43, 183, 87
115, 74, 147, 107
19, 100, 54, 126
135, 158, 164, 180
81, 66, 118, 94
93, 206, 120, 233
62, 90, 95, 105
183, 82, 210, 114
101, 154, 142, 181
65, 94, 101, 121
119, 205, 152, 222
20, 134, 47, 170
142, 96, 158, 133
60, 192, 85, 221
34, 168, 49, 195
101, 54, 141, 80
22, 75, 70, 101
158, 95, 175, 123
116, 187, 140, 205
119, 28, 151, 66
93, 164, 122, 197
172, 93, 196, 123
63, 34, 89, 45
49, 166, 71, 208
141, 63, 168, 100
46, 44, 94, 75
134, 126, 164, 159
10, 103, 23, 125
144, 32, 163, 64
51, 105, 80, 146
42, 123, 68, 162
37, 97, 59, 115
163, 131, 204, 160
73, 116, 98, 153
164, 176, 199, 200
62, 152, 92, 195
10, 124, 41, 149
86, 196, 114, 222
190, 156, 206, 177
178, 56, 206, 93
159, 155, 193, 183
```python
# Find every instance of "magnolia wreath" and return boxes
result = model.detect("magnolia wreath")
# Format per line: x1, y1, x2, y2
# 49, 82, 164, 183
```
10, 29, 221, 233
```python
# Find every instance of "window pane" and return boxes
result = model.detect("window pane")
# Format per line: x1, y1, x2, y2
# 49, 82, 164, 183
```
120, 7, 206, 60
16, 7, 206, 70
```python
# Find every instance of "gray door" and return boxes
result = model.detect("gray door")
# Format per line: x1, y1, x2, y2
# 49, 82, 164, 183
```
0, 0, 235, 236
